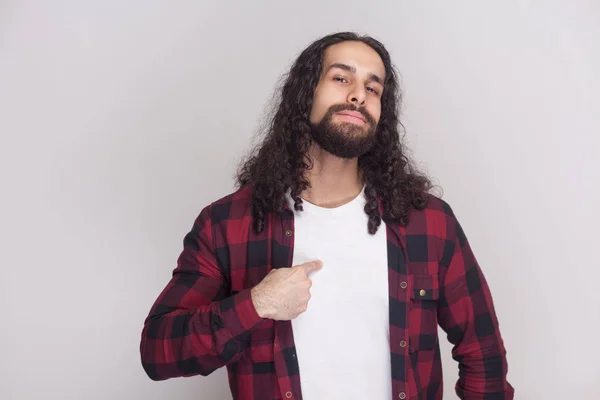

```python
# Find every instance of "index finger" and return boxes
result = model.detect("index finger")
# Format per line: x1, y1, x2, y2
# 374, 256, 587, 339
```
299, 260, 323, 275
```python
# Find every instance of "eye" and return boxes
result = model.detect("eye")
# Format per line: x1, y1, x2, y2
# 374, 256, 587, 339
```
366, 86, 379, 95
333, 76, 348, 83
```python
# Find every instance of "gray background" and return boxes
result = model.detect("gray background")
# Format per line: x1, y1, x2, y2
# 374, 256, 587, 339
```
1, 1, 599, 399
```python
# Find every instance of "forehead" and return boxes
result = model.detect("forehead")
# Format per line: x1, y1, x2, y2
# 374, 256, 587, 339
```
322, 41, 386, 80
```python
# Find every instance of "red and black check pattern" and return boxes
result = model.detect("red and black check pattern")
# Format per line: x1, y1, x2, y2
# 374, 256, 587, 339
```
140, 185, 514, 399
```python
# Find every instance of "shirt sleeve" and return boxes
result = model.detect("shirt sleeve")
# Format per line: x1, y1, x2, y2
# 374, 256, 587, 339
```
139, 204, 264, 380
437, 204, 515, 399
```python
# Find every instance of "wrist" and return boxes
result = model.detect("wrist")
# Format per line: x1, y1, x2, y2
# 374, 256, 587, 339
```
251, 286, 270, 319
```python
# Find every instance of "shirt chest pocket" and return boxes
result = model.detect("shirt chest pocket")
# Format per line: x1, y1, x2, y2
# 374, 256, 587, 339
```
408, 274, 440, 352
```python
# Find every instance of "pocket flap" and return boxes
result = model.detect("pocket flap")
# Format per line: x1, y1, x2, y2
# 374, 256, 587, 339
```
409, 274, 440, 300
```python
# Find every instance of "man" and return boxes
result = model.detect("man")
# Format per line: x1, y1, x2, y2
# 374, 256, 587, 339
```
140, 32, 514, 400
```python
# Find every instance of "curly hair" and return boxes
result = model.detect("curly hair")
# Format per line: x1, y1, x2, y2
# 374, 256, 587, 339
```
236, 32, 435, 234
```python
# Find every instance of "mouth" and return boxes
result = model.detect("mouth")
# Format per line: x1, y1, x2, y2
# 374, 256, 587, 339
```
335, 111, 367, 124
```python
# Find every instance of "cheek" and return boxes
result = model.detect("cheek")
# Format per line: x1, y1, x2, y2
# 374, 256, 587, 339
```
370, 103, 382, 124
309, 88, 328, 124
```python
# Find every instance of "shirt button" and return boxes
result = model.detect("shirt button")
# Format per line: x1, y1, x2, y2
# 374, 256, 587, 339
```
400, 340, 407, 348
399, 392, 406, 399
285, 392, 293, 398
419, 289, 426, 296
400, 281, 408, 289
285, 230, 292, 237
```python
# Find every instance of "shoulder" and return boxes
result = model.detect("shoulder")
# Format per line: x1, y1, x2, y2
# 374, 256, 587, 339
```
188, 185, 255, 245
405, 192, 460, 238
209, 184, 254, 206
207, 184, 254, 219
422, 193, 455, 219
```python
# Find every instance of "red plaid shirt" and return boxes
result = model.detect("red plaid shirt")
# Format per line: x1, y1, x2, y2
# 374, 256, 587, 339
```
140, 185, 514, 399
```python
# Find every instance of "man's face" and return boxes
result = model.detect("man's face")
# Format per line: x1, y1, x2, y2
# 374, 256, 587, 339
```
309, 41, 385, 159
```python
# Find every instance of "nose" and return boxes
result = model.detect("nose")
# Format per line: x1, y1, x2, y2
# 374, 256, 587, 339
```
347, 84, 367, 107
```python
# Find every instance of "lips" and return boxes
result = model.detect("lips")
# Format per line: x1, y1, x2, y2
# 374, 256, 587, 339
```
335, 111, 367, 123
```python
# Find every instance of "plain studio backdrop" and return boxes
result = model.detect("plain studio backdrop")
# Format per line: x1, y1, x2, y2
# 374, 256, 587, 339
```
1, 1, 599, 399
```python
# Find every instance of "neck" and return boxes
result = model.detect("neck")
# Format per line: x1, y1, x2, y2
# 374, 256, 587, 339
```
300, 144, 364, 208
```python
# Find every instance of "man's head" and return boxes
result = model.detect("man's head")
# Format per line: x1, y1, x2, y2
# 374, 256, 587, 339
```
237, 32, 432, 234
308, 41, 385, 159
270, 32, 398, 161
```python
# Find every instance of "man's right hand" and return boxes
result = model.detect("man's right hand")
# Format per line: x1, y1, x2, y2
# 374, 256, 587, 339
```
250, 260, 323, 320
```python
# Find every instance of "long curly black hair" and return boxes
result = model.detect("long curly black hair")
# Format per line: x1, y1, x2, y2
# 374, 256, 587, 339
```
236, 32, 435, 234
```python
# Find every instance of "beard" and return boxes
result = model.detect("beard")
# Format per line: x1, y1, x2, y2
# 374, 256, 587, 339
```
310, 104, 378, 159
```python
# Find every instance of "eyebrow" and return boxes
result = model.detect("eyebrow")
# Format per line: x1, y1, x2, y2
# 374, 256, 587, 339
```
325, 62, 384, 86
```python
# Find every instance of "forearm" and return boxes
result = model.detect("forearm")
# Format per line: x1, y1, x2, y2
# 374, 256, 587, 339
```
458, 382, 514, 400
442, 273, 514, 399
140, 288, 263, 380
454, 338, 514, 399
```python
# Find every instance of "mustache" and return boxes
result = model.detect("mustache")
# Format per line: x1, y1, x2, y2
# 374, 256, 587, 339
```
326, 104, 376, 126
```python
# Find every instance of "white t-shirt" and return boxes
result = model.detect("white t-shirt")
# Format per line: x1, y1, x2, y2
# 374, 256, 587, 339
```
289, 187, 392, 399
